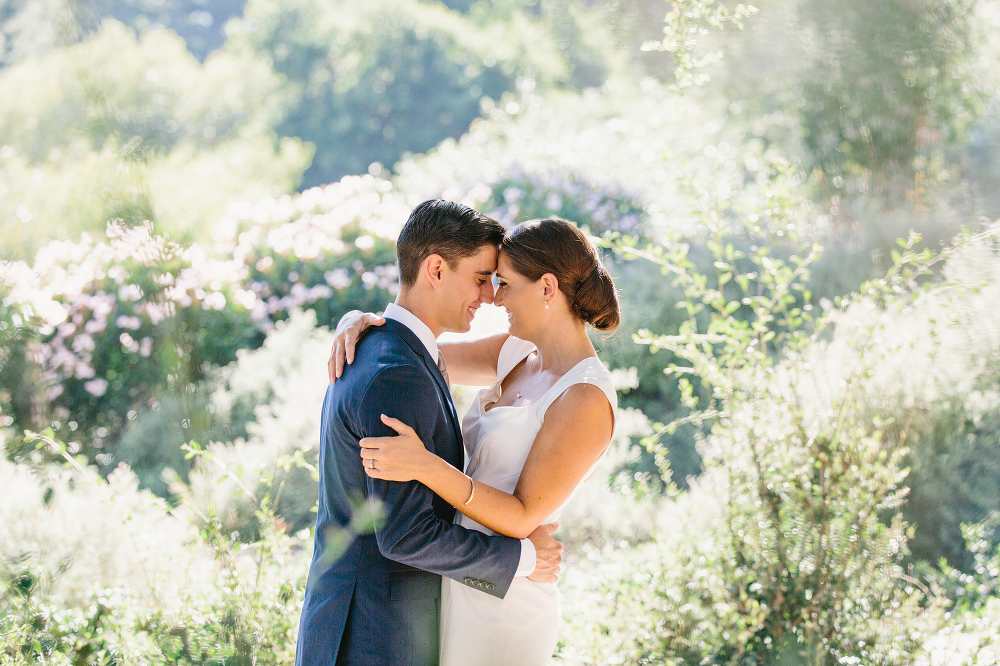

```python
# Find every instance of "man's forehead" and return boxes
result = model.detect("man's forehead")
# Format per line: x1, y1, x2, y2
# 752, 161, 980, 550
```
460, 245, 499, 273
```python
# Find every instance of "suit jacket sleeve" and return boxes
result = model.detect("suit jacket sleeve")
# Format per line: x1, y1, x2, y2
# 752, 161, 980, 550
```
358, 364, 521, 599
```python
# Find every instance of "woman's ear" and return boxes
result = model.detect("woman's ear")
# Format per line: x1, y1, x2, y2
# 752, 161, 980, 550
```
423, 254, 445, 287
540, 273, 559, 302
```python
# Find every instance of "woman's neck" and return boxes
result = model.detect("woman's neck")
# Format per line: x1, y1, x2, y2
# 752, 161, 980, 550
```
528, 318, 595, 374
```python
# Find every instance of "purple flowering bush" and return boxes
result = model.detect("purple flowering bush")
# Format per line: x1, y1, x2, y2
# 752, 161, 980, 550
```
2, 175, 403, 482
478, 167, 646, 236
10, 222, 257, 464
212, 175, 405, 333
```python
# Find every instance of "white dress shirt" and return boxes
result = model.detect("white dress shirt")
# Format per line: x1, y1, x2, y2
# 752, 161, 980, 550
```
382, 303, 536, 577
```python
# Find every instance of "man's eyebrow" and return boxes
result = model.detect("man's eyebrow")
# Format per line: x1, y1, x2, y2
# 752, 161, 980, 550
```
476, 269, 495, 277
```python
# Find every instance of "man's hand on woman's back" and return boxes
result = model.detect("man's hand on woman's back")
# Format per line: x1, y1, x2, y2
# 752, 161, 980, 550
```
526, 522, 563, 583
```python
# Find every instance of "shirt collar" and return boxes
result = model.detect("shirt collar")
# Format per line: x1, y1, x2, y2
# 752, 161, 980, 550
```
383, 302, 439, 360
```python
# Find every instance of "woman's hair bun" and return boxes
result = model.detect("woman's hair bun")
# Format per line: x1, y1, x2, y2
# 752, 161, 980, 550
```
571, 263, 620, 331
501, 217, 620, 332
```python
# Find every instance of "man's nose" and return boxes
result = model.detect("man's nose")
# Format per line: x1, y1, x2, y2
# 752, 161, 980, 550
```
481, 281, 495, 305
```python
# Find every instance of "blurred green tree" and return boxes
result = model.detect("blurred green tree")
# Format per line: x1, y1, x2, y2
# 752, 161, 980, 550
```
0, 19, 310, 258
229, 0, 618, 187
229, 0, 514, 187
103, 0, 246, 60
721, 0, 985, 200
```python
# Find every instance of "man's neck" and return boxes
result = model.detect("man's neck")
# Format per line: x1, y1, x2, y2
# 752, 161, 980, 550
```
394, 293, 443, 339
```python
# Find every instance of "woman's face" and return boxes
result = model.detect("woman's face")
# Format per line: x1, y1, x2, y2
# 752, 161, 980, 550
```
494, 252, 545, 339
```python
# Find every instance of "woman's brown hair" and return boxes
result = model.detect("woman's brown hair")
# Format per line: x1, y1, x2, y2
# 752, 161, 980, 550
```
500, 217, 620, 331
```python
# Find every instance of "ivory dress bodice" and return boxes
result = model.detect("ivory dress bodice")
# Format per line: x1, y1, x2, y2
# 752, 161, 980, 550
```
455, 336, 618, 531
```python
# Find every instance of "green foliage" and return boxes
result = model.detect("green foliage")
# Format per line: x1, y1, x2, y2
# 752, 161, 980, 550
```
642, 0, 759, 88
0, 412, 383, 665
920, 517, 1000, 663
0, 269, 37, 431
230, 0, 623, 188
718, 0, 991, 220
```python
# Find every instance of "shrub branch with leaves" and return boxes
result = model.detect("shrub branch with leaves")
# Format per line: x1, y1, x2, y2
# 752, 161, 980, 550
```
571, 198, 1000, 662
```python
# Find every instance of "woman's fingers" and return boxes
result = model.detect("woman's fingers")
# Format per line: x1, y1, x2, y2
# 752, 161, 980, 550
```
328, 313, 385, 382
360, 443, 406, 481
332, 340, 344, 382
379, 414, 415, 436
338, 338, 348, 378
327, 340, 338, 382
348, 315, 385, 363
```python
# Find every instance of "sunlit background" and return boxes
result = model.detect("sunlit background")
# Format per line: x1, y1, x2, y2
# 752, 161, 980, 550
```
2, 0, 1000, 663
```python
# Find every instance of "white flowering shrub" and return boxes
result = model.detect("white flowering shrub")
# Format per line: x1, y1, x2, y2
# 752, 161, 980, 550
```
395, 83, 816, 242
0, 431, 308, 664
188, 310, 335, 538
478, 166, 646, 235
920, 519, 1000, 665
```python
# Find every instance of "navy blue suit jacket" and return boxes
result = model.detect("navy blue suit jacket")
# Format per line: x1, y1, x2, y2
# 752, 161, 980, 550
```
296, 319, 522, 666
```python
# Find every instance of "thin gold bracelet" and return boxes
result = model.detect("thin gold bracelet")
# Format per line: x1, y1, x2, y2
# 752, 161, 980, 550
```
463, 475, 476, 506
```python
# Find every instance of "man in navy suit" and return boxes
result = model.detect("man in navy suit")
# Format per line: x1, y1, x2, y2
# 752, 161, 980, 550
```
296, 200, 563, 666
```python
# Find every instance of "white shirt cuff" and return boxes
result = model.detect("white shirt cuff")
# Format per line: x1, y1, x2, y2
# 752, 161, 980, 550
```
514, 538, 536, 577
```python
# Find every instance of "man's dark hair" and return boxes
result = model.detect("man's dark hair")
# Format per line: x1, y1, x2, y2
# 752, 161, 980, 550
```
396, 199, 505, 288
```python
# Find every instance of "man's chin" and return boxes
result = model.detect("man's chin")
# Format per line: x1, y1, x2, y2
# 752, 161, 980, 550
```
441, 320, 473, 335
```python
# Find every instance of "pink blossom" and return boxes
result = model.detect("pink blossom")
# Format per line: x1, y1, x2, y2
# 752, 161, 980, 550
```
83, 378, 109, 397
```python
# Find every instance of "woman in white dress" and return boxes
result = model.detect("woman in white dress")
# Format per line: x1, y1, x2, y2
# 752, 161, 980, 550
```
330, 217, 619, 665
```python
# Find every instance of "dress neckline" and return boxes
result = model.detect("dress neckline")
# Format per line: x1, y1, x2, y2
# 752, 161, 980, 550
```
482, 354, 601, 415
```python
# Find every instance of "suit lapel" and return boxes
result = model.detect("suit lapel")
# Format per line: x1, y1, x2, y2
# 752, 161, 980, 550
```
381, 320, 463, 454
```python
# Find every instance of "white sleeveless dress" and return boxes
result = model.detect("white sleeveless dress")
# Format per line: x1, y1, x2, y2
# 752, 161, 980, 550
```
439, 336, 618, 666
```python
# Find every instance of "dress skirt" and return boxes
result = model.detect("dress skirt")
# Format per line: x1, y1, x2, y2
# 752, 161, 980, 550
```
439, 575, 560, 666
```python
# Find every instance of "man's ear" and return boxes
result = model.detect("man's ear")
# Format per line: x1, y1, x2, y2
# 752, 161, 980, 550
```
423, 254, 446, 288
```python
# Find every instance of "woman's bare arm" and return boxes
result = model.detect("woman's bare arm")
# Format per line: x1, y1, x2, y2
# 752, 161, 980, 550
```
438, 333, 508, 386
328, 310, 509, 385
361, 383, 614, 539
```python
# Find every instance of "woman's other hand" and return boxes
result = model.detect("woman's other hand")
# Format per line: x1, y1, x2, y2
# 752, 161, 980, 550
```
360, 415, 435, 482
328, 310, 385, 381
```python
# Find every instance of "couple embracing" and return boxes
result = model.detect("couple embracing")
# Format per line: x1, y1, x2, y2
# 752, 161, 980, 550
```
296, 199, 620, 665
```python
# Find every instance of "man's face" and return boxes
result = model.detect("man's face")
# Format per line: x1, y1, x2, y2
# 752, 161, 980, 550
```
437, 245, 498, 333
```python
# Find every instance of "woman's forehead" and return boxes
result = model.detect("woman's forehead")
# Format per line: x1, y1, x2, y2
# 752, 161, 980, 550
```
496, 252, 513, 274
